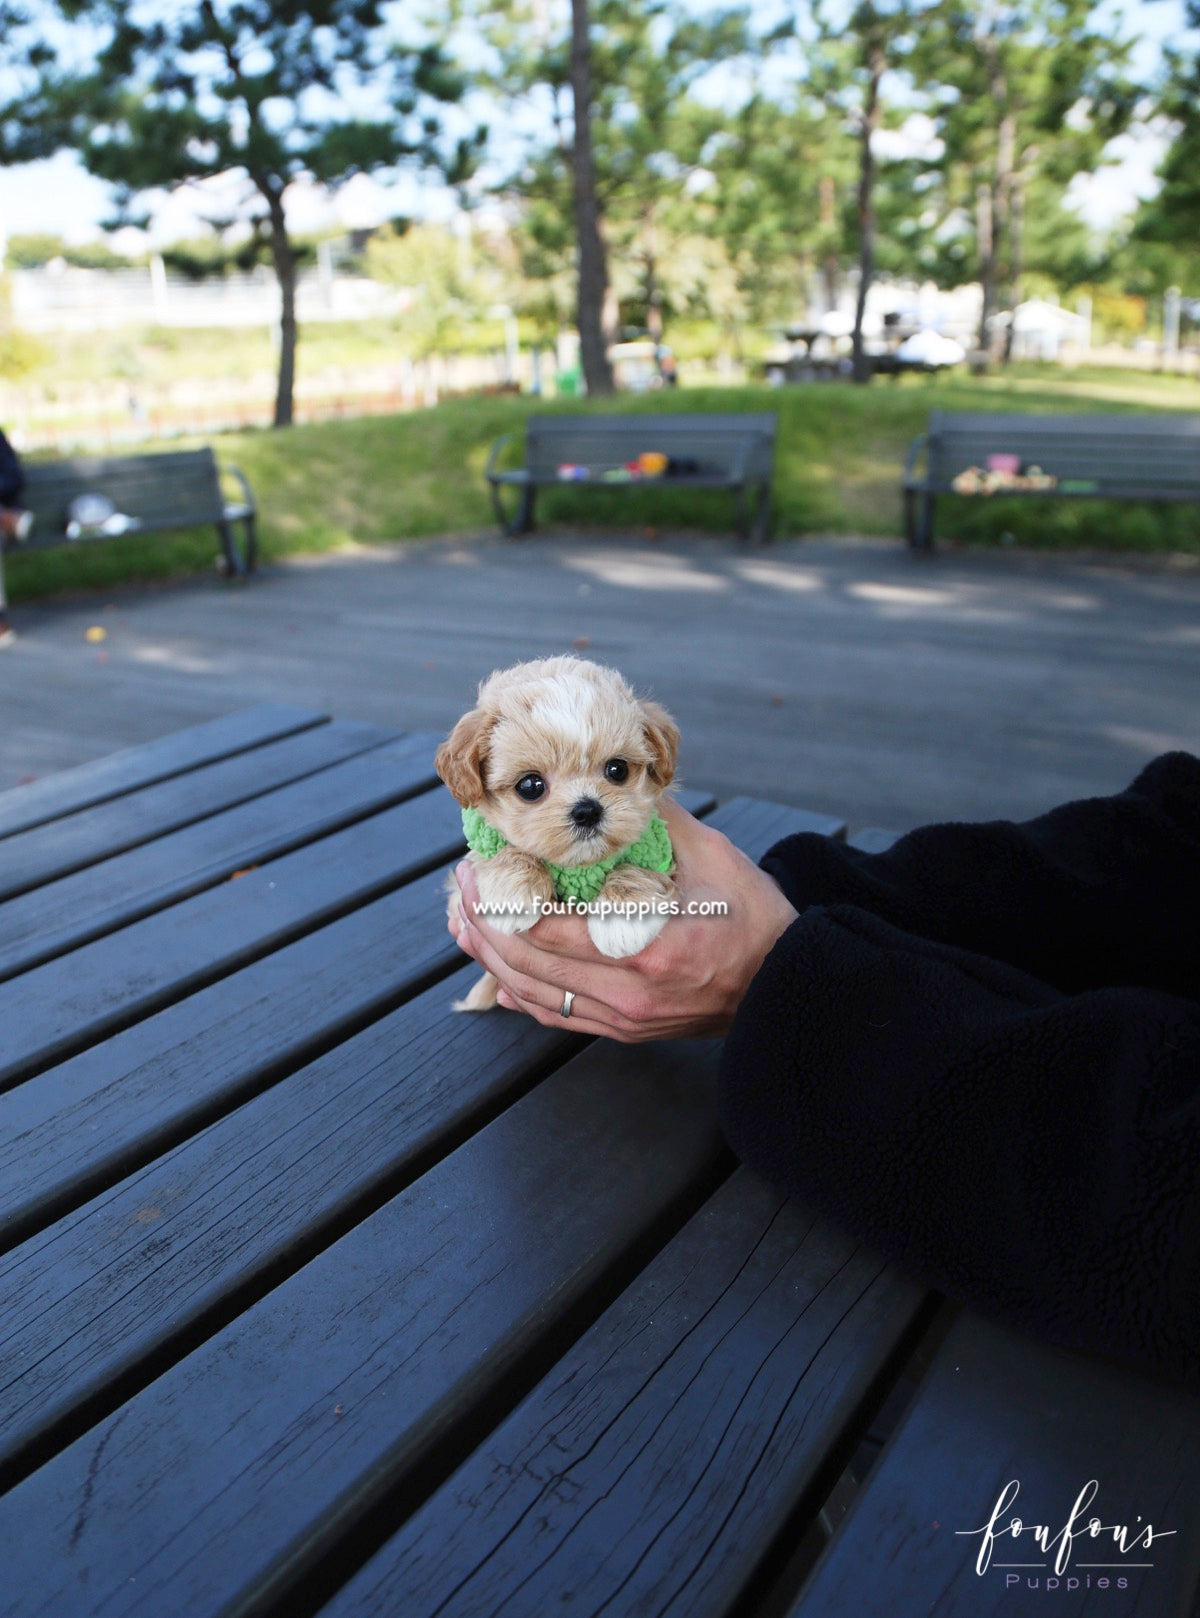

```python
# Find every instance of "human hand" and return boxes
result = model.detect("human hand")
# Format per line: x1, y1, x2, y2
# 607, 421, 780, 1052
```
447, 796, 798, 1042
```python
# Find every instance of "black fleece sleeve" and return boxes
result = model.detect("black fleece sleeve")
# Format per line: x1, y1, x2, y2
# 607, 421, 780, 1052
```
718, 906, 1200, 1382
757, 751, 1200, 998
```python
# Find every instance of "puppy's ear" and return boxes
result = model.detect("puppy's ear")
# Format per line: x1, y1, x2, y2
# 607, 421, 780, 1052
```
435, 708, 493, 806
640, 699, 680, 788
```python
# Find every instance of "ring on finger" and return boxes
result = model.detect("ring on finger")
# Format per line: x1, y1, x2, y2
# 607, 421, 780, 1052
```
559, 989, 576, 1019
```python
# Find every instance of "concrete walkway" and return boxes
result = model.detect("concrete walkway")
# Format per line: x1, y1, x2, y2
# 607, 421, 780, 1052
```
2, 531, 1198, 831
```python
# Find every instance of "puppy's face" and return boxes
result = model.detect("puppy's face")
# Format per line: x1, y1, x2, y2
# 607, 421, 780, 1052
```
436, 657, 679, 869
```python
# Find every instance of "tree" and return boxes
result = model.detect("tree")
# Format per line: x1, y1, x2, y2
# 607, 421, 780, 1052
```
1131, 4, 1200, 275
467, 0, 753, 391
913, 0, 1136, 360
57, 1, 478, 425
569, 0, 613, 392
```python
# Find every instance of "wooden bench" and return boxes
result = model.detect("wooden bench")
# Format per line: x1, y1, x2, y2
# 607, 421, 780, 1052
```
1, 447, 257, 615
1, 712, 1196, 1618
485, 411, 777, 541
902, 409, 1200, 550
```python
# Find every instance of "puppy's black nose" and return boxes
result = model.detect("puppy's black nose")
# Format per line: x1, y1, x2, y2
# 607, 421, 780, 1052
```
570, 797, 605, 830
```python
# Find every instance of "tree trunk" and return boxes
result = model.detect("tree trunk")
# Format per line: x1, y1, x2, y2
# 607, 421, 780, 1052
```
1002, 163, 1025, 365
976, 178, 996, 356
818, 173, 840, 313
852, 38, 884, 385
569, 0, 614, 396
994, 108, 1017, 365
264, 184, 298, 428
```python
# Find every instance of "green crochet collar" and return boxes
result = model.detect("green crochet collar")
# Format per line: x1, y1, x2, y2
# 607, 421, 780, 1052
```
461, 804, 673, 905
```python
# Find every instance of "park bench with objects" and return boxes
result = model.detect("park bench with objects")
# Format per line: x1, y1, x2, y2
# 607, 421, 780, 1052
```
485, 410, 778, 541
0, 446, 256, 614
0, 705, 1197, 1618
902, 409, 1200, 550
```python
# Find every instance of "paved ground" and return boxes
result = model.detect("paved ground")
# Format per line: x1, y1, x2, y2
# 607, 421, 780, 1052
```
2, 531, 1198, 831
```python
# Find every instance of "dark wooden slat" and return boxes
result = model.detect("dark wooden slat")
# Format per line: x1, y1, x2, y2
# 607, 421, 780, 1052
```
0, 732, 440, 983
0, 871, 457, 1248
0, 720, 397, 902
0, 785, 462, 1090
0, 791, 806, 1250
0, 704, 322, 841
783, 1315, 1200, 1618
707, 795, 845, 846
0, 1041, 726, 1618
319, 1170, 927, 1618
0, 961, 583, 1484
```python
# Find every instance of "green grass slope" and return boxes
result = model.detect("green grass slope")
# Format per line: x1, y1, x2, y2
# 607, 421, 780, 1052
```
6, 364, 1200, 603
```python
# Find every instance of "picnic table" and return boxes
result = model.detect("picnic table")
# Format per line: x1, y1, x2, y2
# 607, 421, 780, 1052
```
1, 705, 1197, 1618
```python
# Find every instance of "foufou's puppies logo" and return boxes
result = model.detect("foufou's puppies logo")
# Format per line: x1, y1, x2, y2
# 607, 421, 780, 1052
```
956, 1479, 1175, 1588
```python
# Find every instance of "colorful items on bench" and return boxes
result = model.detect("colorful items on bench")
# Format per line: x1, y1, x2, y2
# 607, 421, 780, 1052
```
557, 450, 672, 483
951, 463, 1059, 495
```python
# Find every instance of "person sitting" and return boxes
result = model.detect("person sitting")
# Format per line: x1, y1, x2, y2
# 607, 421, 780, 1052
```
0, 426, 33, 644
448, 753, 1200, 1386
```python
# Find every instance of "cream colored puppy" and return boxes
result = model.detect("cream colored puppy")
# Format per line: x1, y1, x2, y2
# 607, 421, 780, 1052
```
436, 656, 680, 1011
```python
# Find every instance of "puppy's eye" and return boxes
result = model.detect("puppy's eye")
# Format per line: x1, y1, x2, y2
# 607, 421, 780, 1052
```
604, 758, 629, 784
515, 773, 546, 802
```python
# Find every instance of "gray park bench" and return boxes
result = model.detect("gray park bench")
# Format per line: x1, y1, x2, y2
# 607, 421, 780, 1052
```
2, 447, 257, 615
486, 411, 778, 541
902, 409, 1200, 549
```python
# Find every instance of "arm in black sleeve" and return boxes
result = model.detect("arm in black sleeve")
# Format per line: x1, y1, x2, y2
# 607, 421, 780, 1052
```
718, 906, 1200, 1383
759, 751, 1200, 997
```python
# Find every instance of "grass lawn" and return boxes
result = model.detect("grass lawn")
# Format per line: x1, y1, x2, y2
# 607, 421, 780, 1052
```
5, 361, 1200, 604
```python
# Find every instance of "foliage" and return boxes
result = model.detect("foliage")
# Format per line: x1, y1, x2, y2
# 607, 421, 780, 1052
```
468, 0, 758, 348
46, 0, 480, 424
5, 232, 137, 269
0, 273, 47, 377
909, 0, 1137, 351
365, 220, 521, 358
1132, 6, 1200, 277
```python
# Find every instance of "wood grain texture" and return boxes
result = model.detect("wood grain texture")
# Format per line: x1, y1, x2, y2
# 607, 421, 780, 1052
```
0, 704, 321, 840
0, 1041, 726, 1618
783, 1315, 1200, 1618
320, 1169, 926, 1618
0, 870, 458, 1247
0, 720, 397, 902
0, 788, 776, 1251
0, 731, 441, 982
0, 784, 462, 1089
0, 962, 583, 1483
693, 795, 843, 858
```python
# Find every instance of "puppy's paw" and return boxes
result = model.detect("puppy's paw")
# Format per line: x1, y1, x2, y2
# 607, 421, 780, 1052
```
482, 903, 543, 935
474, 847, 555, 935
587, 905, 668, 959
452, 970, 502, 1012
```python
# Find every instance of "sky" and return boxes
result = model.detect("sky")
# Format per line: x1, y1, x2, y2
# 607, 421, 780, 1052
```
0, 0, 1187, 254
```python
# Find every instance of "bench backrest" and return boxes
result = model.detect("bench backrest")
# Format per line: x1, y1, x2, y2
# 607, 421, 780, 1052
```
926, 410, 1200, 497
19, 448, 224, 543
524, 413, 777, 480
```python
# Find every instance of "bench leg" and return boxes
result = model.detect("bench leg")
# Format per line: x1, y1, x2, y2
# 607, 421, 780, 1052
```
752, 482, 773, 544
918, 491, 938, 550
904, 487, 937, 550
216, 520, 242, 577
512, 485, 536, 535
489, 480, 536, 538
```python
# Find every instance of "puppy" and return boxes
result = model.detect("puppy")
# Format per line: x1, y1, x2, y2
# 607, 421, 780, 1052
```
436, 656, 680, 1011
